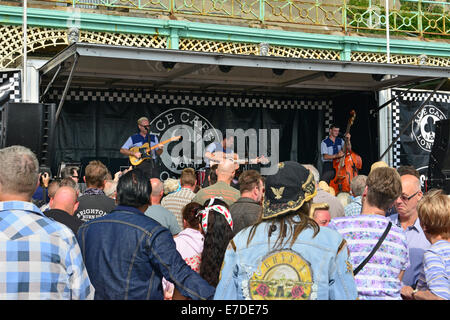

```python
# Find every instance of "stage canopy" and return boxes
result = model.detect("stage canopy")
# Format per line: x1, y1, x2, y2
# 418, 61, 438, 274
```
37, 43, 450, 179
39, 43, 450, 97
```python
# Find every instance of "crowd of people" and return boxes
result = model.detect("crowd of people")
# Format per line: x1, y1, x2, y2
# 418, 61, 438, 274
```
0, 144, 448, 300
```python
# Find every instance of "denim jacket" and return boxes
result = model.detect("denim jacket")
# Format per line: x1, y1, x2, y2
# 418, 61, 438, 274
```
214, 221, 358, 300
77, 205, 215, 300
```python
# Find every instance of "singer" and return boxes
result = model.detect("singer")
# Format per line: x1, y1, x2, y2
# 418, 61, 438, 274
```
120, 116, 163, 178
320, 123, 351, 184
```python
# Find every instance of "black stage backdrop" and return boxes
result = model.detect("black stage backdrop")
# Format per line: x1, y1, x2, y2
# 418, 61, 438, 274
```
49, 90, 332, 179
392, 89, 450, 189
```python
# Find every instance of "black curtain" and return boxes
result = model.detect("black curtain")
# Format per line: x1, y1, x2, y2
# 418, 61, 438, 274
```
52, 92, 325, 178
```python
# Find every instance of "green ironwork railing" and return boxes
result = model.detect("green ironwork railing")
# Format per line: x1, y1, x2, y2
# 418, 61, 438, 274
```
45, 0, 449, 37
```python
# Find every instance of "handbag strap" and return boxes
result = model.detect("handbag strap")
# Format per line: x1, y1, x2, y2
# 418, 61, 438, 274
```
353, 221, 392, 276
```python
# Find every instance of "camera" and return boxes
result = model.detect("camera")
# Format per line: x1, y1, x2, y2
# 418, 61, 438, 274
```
39, 166, 52, 186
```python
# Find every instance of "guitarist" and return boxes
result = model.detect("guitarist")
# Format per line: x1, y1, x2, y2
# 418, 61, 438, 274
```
320, 124, 351, 184
120, 117, 163, 179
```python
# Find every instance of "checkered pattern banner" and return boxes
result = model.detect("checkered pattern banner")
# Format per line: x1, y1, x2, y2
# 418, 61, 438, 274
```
0, 70, 21, 105
392, 89, 449, 186
392, 95, 402, 168
0, 70, 21, 143
47, 88, 331, 111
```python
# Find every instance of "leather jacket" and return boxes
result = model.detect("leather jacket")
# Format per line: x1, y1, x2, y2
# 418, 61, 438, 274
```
77, 205, 215, 300
214, 221, 358, 300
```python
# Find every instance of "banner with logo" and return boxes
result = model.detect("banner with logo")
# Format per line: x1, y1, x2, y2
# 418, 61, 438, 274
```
0, 70, 21, 106
392, 89, 450, 188
51, 89, 330, 178
0, 70, 22, 148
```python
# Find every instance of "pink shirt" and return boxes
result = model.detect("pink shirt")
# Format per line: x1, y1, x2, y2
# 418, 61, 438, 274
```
174, 228, 204, 272
163, 228, 204, 298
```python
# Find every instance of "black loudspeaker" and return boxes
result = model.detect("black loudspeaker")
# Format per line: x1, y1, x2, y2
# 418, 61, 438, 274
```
0, 102, 56, 166
108, 157, 131, 175
427, 119, 450, 194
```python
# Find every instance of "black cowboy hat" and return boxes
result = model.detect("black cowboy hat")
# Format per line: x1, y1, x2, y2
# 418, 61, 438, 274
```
262, 161, 317, 220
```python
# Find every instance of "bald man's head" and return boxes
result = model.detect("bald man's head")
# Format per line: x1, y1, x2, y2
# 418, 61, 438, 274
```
150, 178, 164, 204
150, 178, 163, 196
49, 186, 79, 215
217, 159, 236, 183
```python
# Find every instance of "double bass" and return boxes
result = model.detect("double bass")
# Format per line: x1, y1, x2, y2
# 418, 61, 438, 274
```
329, 110, 362, 194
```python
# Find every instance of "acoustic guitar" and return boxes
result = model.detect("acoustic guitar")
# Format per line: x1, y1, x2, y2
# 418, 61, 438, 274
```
129, 135, 181, 166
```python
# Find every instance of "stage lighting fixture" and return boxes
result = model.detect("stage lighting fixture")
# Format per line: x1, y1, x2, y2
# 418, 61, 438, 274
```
219, 65, 233, 73
324, 72, 336, 79
162, 61, 176, 70
372, 74, 385, 81
272, 68, 285, 76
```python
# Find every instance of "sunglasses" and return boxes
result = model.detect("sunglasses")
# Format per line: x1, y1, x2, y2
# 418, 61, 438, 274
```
399, 190, 420, 202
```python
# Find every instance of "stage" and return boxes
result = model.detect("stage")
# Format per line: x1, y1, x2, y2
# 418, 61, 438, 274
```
13, 43, 450, 179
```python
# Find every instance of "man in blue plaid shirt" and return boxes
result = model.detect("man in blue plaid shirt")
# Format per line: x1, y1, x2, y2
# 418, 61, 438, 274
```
344, 174, 367, 217
0, 145, 94, 299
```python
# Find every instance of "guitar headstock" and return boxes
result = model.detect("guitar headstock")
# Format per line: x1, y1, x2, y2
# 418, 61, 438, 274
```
348, 110, 356, 126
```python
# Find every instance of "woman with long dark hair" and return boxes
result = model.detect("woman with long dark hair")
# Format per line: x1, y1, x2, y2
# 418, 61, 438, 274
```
198, 197, 234, 288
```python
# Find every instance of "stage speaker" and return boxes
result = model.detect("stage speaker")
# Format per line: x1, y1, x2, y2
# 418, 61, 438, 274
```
427, 119, 450, 194
109, 157, 131, 175
0, 102, 56, 166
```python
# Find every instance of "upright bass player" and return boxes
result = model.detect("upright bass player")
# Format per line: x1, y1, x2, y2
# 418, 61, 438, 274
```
320, 124, 351, 184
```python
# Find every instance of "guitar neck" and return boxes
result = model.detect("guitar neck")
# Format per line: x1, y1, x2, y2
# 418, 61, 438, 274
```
149, 136, 181, 151
129, 136, 181, 162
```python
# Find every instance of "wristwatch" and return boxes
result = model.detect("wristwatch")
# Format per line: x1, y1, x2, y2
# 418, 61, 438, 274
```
411, 288, 418, 299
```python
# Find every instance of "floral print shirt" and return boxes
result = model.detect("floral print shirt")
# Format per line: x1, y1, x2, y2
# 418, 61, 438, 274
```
328, 214, 410, 300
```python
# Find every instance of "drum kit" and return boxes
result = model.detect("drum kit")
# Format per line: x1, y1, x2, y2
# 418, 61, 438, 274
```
196, 167, 207, 186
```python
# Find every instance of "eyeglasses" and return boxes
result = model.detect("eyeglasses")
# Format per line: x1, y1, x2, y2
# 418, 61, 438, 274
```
72, 175, 79, 179
399, 190, 420, 202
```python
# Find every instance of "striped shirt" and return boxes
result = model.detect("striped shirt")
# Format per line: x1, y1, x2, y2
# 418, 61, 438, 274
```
328, 214, 410, 300
192, 181, 240, 207
0, 201, 94, 300
416, 240, 450, 300
161, 188, 196, 229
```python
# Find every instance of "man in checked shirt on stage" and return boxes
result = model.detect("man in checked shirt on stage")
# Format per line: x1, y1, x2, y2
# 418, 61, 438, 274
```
0, 145, 94, 300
